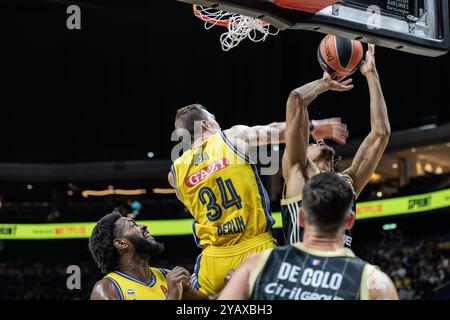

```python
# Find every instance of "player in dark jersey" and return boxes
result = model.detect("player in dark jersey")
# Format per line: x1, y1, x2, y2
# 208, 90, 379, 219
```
281, 44, 390, 247
219, 172, 398, 300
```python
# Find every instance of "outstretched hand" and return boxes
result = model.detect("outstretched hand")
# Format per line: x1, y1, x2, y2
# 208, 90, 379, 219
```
322, 72, 354, 91
360, 44, 377, 76
311, 117, 349, 145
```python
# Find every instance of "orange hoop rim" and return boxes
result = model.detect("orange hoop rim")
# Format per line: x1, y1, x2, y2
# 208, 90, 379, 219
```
192, 4, 270, 27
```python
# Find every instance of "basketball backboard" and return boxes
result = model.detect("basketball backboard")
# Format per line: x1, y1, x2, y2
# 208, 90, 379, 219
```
179, 0, 449, 57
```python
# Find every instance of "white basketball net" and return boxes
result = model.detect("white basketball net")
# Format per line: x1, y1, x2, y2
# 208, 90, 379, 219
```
195, 6, 279, 51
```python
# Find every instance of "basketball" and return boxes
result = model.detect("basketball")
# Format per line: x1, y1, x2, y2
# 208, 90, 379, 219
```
317, 34, 364, 79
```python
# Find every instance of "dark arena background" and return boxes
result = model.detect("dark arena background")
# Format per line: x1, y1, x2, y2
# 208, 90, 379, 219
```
1, 0, 450, 301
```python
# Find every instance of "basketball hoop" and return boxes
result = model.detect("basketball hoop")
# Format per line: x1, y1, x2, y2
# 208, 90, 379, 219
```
192, 4, 279, 51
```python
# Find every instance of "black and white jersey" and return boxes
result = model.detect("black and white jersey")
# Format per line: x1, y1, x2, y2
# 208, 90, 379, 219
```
281, 173, 356, 247
249, 243, 371, 300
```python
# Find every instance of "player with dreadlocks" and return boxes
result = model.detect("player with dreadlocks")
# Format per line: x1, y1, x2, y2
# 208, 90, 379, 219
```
89, 212, 207, 300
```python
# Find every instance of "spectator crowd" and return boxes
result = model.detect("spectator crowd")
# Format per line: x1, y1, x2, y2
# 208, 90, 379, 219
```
369, 241, 450, 299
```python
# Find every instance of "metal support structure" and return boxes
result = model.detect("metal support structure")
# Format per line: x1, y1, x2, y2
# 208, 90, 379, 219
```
399, 157, 410, 187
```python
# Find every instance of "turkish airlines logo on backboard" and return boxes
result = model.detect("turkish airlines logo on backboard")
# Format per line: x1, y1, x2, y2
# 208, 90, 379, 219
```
185, 158, 229, 187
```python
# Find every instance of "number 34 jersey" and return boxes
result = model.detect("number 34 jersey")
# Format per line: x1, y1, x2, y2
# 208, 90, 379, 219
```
171, 131, 276, 248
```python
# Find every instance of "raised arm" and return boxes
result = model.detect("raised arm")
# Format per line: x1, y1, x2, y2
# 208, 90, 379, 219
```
225, 122, 286, 147
226, 118, 349, 149
282, 74, 353, 191
343, 45, 391, 197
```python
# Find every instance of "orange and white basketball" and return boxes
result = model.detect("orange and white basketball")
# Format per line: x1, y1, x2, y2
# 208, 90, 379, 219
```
317, 34, 364, 79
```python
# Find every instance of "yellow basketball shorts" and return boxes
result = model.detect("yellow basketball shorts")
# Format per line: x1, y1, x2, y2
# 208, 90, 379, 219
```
190, 232, 276, 296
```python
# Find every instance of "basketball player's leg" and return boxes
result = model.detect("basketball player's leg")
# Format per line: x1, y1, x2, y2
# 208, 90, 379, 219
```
192, 238, 276, 295
192, 254, 223, 296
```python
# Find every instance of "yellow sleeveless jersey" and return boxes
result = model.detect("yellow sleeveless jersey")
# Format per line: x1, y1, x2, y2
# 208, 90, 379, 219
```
171, 131, 275, 248
104, 267, 168, 300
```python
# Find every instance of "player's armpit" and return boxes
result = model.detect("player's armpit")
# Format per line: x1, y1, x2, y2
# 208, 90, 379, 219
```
90, 278, 121, 300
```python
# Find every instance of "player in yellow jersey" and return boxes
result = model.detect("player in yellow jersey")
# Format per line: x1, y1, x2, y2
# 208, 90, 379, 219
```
89, 212, 206, 300
168, 104, 348, 295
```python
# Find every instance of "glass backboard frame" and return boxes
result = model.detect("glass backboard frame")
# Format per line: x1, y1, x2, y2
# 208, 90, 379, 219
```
179, 0, 449, 57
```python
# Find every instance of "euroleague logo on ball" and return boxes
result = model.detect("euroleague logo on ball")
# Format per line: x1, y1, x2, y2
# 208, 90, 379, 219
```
323, 36, 335, 63
318, 34, 363, 78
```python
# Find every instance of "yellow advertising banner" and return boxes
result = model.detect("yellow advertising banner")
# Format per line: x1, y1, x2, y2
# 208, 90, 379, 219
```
355, 188, 450, 219
1, 188, 449, 240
